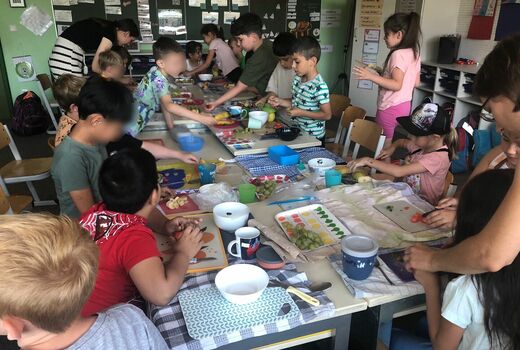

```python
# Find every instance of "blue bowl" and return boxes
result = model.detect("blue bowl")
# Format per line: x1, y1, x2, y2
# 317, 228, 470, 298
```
178, 135, 204, 152
341, 235, 378, 280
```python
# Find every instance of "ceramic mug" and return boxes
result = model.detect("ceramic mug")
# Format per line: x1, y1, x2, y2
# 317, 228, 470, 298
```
228, 106, 248, 119
341, 235, 378, 280
227, 227, 261, 260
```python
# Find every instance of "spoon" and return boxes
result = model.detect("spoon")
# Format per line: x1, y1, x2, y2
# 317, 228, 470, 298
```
308, 281, 332, 292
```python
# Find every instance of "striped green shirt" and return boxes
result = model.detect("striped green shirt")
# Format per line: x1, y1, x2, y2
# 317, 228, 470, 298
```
291, 74, 330, 139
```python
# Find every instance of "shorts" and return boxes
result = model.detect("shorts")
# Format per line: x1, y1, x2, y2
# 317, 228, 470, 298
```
376, 101, 411, 138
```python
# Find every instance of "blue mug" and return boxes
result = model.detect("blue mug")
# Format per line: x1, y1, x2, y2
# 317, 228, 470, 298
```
341, 235, 378, 280
198, 163, 216, 185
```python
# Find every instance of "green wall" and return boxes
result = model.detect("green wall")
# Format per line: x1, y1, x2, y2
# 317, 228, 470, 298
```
0, 0, 352, 105
0, 0, 56, 105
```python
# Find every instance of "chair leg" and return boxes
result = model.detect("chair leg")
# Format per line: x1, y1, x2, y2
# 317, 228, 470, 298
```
26, 181, 57, 207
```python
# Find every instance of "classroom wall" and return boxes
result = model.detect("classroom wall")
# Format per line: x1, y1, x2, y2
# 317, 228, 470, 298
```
0, 0, 57, 105
0, 0, 352, 105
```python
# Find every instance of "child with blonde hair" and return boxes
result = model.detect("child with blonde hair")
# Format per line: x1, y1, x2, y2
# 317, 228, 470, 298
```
98, 49, 126, 80
0, 213, 167, 349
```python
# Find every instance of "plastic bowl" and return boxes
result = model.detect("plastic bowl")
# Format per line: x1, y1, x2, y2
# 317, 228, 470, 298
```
308, 158, 336, 177
276, 127, 300, 141
213, 202, 250, 231
248, 111, 268, 125
178, 135, 204, 152
215, 264, 269, 304
198, 73, 213, 81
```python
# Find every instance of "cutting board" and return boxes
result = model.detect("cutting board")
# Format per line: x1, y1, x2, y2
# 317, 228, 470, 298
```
373, 200, 431, 233
158, 195, 199, 216
178, 286, 300, 340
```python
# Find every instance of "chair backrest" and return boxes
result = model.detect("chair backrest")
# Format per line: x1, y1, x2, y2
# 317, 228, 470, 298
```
343, 119, 386, 174
35, 74, 58, 131
443, 171, 457, 198
0, 178, 12, 214
330, 94, 351, 118
0, 123, 22, 160
333, 105, 366, 145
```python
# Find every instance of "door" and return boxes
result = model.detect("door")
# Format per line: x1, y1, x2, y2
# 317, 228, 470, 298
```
0, 39, 13, 121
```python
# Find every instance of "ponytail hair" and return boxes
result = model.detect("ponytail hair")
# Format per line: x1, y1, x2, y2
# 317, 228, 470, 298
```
201, 24, 224, 40
384, 12, 421, 58
443, 127, 458, 161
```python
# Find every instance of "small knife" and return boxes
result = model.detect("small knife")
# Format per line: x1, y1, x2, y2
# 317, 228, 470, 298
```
190, 257, 217, 264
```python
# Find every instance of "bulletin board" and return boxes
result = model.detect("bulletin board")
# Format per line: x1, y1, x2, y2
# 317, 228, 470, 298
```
51, 0, 321, 46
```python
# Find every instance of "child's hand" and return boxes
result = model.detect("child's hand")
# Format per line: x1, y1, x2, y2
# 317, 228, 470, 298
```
199, 113, 217, 126
353, 66, 377, 81
183, 71, 193, 78
172, 226, 204, 259
160, 187, 176, 201
180, 152, 199, 164
436, 197, 458, 210
167, 216, 203, 234
287, 107, 303, 117
255, 97, 267, 107
377, 145, 396, 160
347, 157, 372, 170
268, 95, 280, 107
424, 209, 456, 229
205, 102, 218, 111
413, 269, 440, 289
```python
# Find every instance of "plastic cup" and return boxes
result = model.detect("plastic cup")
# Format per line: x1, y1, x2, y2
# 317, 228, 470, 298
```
341, 235, 378, 280
239, 183, 256, 204
198, 163, 216, 185
325, 169, 342, 187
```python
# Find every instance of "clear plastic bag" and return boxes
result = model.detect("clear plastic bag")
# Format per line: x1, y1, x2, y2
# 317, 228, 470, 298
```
192, 182, 238, 210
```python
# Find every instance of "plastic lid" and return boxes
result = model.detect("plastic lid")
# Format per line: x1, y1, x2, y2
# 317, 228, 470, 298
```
341, 235, 378, 258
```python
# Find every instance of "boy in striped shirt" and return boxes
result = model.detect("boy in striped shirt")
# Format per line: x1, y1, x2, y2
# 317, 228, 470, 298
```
268, 37, 331, 140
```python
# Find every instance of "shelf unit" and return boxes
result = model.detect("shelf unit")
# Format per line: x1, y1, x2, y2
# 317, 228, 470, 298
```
412, 61, 483, 127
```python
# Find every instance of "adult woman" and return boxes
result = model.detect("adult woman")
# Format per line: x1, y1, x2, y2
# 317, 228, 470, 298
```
49, 18, 139, 79
405, 34, 520, 275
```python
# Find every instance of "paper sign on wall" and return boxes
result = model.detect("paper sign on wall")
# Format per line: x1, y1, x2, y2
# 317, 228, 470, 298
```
202, 12, 219, 24
363, 41, 379, 54
364, 29, 380, 41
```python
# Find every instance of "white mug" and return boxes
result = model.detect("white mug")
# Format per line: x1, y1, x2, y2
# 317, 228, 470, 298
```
227, 227, 261, 260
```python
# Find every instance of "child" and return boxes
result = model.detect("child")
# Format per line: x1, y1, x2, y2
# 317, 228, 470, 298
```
51, 74, 198, 162
228, 36, 244, 67
348, 102, 457, 205
412, 169, 520, 349
80, 148, 204, 315
52, 74, 86, 147
51, 76, 133, 218
98, 49, 126, 80
184, 24, 241, 83
354, 12, 421, 145
132, 36, 215, 136
112, 45, 132, 69
206, 13, 278, 110
268, 36, 332, 140
425, 127, 517, 229
256, 32, 297, 106
185, 40, 203, 71
0, 213, 168, 349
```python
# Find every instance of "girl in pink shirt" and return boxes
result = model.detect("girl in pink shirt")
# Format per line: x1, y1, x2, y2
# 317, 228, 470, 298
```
348, 103, 458, 205
354, 12, 422, 145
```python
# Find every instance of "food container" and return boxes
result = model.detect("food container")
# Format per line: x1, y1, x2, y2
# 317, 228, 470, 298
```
248, 111, 268, 125
268, 145, 300, 165
213, 202, 250, 231
256, 246, 285, 270
276, 127, 300, 141
198, 74, 213, 81
178, 135, 204, 152
215, 264, 269, 304
308, 158, 336, 177
341, 235, 378, 281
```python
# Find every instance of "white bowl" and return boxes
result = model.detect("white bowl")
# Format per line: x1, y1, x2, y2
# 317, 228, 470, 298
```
308, 158, 337, 177
215, 264, 269, 304
198, 74, 213, 81
248, 111, 268, 125
213, 202, 250, 231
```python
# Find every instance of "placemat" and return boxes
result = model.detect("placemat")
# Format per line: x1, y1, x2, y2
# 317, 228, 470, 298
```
178, 287, 300, 340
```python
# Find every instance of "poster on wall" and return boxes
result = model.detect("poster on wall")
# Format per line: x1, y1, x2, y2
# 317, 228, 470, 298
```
360, 0, 384, 28
468, 0, 497, 39
495, 0, 520, 40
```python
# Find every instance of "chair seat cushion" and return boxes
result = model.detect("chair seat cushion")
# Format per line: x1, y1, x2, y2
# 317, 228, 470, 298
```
0, 158, 52, 180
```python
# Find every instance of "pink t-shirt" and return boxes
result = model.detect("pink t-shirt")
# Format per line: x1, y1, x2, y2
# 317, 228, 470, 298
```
378, 48, 421, 111
209, 38, 239, 76
404, 143, 450, 205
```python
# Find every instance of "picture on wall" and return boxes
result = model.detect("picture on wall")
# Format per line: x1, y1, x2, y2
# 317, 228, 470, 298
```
10, 0, 26, 8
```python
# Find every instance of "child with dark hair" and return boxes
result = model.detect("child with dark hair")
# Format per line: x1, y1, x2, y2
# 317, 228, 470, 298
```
354, 12, 422, 146
206, 13, 278, 110
132, 36, 215, 136
256, 32, 296, 106
80, 148, 204, 316
51, 76, 134, 218
411, 169, 520, 349
268, 36, 331, 140
228, 37, 243, 66
185, 40, 203, 71
184, 25, 240, 82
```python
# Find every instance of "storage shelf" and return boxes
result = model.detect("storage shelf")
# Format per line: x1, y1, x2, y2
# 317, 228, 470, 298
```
435, 90, 457, 99
416, 85, 433, 93
458, 96, 481, 106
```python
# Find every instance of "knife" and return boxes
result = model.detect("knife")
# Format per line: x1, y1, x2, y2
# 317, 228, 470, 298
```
190, 257, 217, 264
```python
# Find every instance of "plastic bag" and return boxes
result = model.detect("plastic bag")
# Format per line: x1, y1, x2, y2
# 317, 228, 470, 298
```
192, 182, 238, 210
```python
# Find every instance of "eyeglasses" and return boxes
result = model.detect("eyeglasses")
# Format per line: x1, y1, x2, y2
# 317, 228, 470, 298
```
480, 96, 495, 122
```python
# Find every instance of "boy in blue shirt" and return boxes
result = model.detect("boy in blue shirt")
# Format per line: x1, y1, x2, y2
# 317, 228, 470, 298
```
269, 37, 331, 140
131, 37, 216, 136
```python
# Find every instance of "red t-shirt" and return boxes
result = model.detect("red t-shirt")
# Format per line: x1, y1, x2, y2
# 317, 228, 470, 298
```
79, 203, 161, 317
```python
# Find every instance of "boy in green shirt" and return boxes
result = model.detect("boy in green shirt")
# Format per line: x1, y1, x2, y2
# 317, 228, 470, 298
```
51, 76, 133, 218
207, 13, 278, 110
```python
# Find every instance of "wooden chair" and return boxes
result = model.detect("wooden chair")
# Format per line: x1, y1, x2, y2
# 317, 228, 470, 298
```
325, 94, 351, 142
48, 137, 56, 152
443, 171, 457, 198
0, 176, 32, 214
343, 119, 386, 175
36, 73, 59, 134
0, 123, 55, 206
325, 105, 366, 156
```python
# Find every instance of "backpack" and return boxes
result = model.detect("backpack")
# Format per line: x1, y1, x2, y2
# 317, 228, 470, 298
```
451, 110, 480, 174
11, 91, 50, 136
